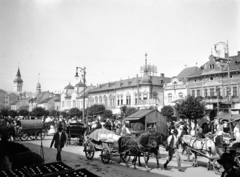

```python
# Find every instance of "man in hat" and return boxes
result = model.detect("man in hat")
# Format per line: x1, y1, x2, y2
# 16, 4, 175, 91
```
163, 129, 184, 172
121, 121, 131, 136
50, 124, 67, 161
217, 153, 238, 177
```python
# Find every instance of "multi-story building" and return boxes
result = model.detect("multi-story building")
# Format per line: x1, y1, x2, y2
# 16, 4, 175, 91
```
60, 81, 95, 111
164, 67, 197, 106
88, 55, 171, 114
187, 51, 240, 120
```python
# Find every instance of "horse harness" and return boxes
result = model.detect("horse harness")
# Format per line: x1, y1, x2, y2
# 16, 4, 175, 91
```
189, 136, 211, 152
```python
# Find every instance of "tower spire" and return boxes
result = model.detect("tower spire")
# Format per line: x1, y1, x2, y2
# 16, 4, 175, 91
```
144, 52, 148, 73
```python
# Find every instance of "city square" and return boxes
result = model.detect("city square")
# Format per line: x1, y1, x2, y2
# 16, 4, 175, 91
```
0, 0, 240, 177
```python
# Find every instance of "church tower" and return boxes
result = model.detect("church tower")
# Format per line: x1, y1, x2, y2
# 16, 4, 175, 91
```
13, 68, 23, 92
36, 74, 41, 95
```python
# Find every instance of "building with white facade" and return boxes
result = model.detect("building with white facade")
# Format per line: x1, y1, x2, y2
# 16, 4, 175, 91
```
88, 54, 171, 114
60, 81, 95, 111
164, 67, 197, 106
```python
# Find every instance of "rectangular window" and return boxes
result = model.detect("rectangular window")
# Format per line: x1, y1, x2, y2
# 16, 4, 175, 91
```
192, 90, 195, 97
135, 98, 137, 104
126, 98, 128, 105
118, 99, 120, 106
197, 90, 201, 97
73, 100, 76, 108
62, 101, 64, 108
204, 89, 208, 97
210, 88, 214, 97
129, 96, 131, 105
233, 87, 237, 97
121, 99, 123, 105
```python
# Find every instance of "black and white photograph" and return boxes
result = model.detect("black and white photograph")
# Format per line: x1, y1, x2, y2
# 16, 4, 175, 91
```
0, 0, 240, 177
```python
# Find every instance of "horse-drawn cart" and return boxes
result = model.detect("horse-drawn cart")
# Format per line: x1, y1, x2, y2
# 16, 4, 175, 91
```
83, 127, 130, 164
66, 123, 86, 145
17, 120, 45, 141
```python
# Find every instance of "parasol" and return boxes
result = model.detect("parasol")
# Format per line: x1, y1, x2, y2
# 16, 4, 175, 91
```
88, 127, 120, 142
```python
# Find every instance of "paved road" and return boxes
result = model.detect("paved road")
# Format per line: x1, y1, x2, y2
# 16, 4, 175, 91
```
19, 135, 219, 177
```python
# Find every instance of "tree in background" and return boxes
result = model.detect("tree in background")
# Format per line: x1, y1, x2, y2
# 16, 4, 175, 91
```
102, 109, 113, 120
68, 108, 82, 118
0, 108, 9, 118
120, 105, 127, 118
161, 105, 174, 122
8, 110, 18, 118
174, 95, 206, 132
60, 111, 68, 118
125, 107, 138, 117
88, 104, 105, 116
18, 109, 29, 117
49, 110, 59, 117
32, 107, 46, 118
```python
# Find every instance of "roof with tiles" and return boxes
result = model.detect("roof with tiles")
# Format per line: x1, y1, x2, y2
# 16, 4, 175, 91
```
188, 52, 240, 78
89, 76, 170, 93
177, 66, 198, 80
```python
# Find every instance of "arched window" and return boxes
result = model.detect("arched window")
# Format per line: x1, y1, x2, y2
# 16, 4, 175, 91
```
178, 92, 183, 99
168, 93, 172, 103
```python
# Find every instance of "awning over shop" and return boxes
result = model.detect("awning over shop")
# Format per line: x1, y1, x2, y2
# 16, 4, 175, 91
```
125, 109, 154, 121
111, 109, 121, 115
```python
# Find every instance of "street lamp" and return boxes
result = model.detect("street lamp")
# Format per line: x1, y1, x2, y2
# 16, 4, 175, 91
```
75, 67, 86, 123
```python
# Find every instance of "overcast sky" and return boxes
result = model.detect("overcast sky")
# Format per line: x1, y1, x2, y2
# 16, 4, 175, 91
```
0, 0, 239, 93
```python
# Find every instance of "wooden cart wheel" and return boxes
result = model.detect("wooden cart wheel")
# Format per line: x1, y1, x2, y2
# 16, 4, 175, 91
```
20, 132, 28, 141
212, 159, 223, 175
101, 147, 111, 164
84, 141, 95, 160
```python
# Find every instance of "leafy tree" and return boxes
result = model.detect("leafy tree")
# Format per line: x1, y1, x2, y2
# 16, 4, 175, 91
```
68, 108, 82, 118
32, 107, 46, 118
174, 95, 206, 132
88, 104, 105, 115
18, 109, 29, 117
120, 105, 127, 118
102, 109, 113, 120
44, 110, 49, 117
0, 108, 9, 118
60, 111, 68, 118
125, 107, 138, 117
8, 110, 18, 118
49, 110, 59, 117
161, 105, 174, 122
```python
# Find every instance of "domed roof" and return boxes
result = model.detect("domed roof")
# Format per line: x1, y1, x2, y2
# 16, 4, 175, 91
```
75, 81, 85, 87
140, 74, 151, 84
14, 77, 23, 83
36, 82, 41, 88
64, 83, 74, 90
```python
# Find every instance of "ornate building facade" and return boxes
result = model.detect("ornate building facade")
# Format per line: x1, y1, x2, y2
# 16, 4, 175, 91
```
164, 67, 197, 106
88, 55, 171, 114
187, 51, 240, 120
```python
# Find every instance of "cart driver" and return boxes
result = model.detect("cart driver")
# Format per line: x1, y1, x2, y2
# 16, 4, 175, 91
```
121, 121, 131, 136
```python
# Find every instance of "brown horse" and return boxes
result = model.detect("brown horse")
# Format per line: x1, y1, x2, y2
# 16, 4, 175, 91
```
181, 135, 217, 167
118, 132, 167, 172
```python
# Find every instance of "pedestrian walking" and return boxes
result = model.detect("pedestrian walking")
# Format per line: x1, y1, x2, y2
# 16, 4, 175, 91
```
163, 129, 184, 172
50, 125, 67, 161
